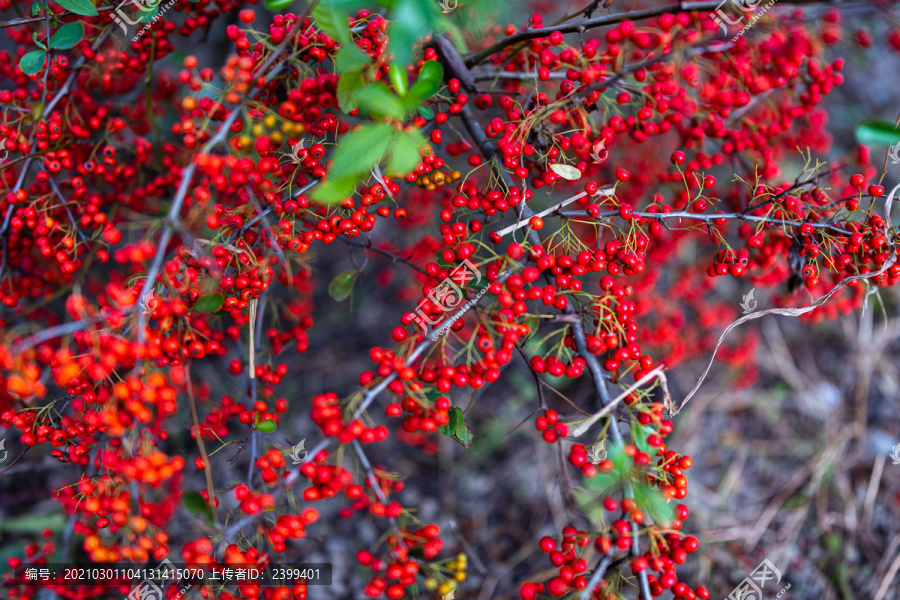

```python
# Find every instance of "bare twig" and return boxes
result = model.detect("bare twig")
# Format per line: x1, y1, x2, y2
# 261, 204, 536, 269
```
185, 364, 217, 522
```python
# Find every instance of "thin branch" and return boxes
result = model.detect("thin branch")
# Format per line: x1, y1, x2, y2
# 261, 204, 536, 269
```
558, 207, 853, 236
185, 364, 217, 522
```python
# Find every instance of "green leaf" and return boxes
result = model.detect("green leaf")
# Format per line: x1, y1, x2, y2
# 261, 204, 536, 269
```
328, 270, 359, 301
409, 60, 444, 102
438, 406, 473, 448
265, 0, 295, 9
54, 0, 98, 17
310, 124, 394, 203
417, 105, 435, 120
32, 32, 47, 50
855, 120, 900, 146
311, 0, 351, 45
633, 480, 675, 526
387, 129, 425, 176
193, 293, 224, 313
139, 6, 159, 23
310, 177, 357, 204
256, 419, 277, 433
32, 2, 42, 16
387, 0, 432, 67
49, 22, 84, 50
389, 62, 409, 96
522, 314, 539, 339
334, 45, 369, 73
19, 50, 45, 75
355, 82, 407, 119
336, 71, 367, 112
182, 491, 214, 526
0, 512, 67, 533
631, 422, 655, 458
324, 123, 395, 183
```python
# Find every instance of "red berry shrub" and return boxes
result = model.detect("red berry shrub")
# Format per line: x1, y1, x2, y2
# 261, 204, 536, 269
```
0, 1, 894, 599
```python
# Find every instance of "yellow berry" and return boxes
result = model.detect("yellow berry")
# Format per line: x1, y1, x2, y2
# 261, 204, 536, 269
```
270, 132, 283, 145
251, 124, 265, 137
455, 571, 466, 582
424, 578, 437, 590
264, 114, 277, 130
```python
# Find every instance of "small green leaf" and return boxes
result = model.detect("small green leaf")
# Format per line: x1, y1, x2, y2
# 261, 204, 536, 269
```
855, 120, 900, 146
32, 32, 47, 50
182, 491, 214, 526
355, 82, 407, 119
409, 60, 444, 101
328, 270, 359, 301
265, 0, 295, 9
336, 71, 366, 112
311, 0, 351, 45
54, 0, 98, 17
438, 406, 473, 448
522, 314, 539, 338
256, 419, 277, 433
19, 50, 46, 75
387, 129, 425, 176
334, 45, 369, 73
49, 22, 84, 50
32, 2, 42, 16
417, 105, 435, 120
389, 62, 409, 96
193, 293, 224, 313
